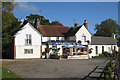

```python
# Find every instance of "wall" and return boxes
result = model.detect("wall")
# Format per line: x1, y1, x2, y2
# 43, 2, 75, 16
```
69, 36, 76, 41
15, 23, 42, 59
15, 23, 41, 46
88, 45, 118, 58
42, 45, 46, 52
42, 37, 64, 42
75, 25, 92, 43
16, 46, 40, 59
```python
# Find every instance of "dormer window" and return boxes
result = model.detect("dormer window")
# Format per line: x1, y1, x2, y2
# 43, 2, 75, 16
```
82, 35, 86, 42
25, 34, 32, 45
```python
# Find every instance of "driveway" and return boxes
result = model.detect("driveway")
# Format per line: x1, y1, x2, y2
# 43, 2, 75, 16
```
2, 59, 108, 78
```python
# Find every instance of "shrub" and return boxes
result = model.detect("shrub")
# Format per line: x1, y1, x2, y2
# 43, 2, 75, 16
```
62, 54, 68, 58
93, 51, 115, 59
105, 74, 110, 80
104, 66, 113, 73
108, 60, 113, 68
102, 52, 110, 57
42, 52, 45, 56
50, 54, 60, 59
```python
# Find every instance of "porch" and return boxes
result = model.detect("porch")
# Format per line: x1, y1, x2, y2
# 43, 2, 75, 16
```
45, 42, 89, 59
62, 45, 89, 59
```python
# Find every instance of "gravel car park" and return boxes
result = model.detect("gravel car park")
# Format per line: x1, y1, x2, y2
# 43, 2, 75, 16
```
2, 59, 108, 78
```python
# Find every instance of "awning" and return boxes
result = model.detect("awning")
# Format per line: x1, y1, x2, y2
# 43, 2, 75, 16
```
63, 46, 86, 48
63, 46, 73, 48
76, 46, 86, 48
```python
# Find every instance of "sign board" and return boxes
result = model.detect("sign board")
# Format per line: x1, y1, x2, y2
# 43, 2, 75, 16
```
49, 42, 81, 45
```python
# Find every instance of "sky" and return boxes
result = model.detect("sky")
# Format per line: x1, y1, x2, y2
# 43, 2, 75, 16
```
13, 2, 118, 34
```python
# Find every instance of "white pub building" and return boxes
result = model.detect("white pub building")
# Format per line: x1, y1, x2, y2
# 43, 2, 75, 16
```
14, 19, 118, 59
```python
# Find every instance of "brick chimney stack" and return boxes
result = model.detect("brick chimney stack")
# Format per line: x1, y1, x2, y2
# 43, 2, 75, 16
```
37, 18, 40, 28
84, 20, 88, 29
74, 23, 79, 27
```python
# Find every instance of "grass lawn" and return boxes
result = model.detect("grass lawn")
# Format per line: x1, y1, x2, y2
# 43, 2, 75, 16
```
0, 67, 19, 79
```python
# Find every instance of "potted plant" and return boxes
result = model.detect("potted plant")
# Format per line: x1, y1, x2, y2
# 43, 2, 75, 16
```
104, 60, 114, 79
78, 40, 81, 43
45, 42, 52, 59
42, 52, 45, 59
86, 40, 90, 44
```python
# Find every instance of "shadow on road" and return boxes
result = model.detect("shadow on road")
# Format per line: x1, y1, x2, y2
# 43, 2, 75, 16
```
81, 66, 105, 80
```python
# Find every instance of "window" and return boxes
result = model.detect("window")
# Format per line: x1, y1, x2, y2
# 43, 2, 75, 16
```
114, 46, 116, 51
25, 34, 32, 45
102, 46, 104, 53
56, 37, 59, 40
24, 49, 33, 54
108, 47, 111, 52
95, 46, 98, 54
52, 45, 57, 54
82, 36, 86, 42
48, 37, 51, 41
73, 46, 76, 52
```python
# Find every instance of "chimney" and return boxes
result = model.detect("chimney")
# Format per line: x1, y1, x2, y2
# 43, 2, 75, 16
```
74, 23, 79, 27
37, 18, 40, 28
84, 20, 88, 29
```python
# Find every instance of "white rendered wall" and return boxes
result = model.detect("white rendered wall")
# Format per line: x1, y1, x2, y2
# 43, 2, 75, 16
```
69, 36, 76, 41
42, 45, 46, 52
42, 37, 65, 42
42, 37, 48, 42
88, 45, 118, 58
59, 37, 64, 41
15, 23, 41, 46
15, 23, 42, 59
75, 25, 92, 42
16, 46, 40, 59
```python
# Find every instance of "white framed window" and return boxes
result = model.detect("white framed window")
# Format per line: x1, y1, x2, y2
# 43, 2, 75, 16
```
52, 45, 57, 54
82, 35, 86, 42
56, 37, 59, 40
25, 34, 32, 45
47, 37, 51, 41
102, 46, 104, 53
24, 49, 33, 54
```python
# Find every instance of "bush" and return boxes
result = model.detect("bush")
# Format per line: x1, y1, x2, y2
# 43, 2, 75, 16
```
104, 60, 115, 80
108, 60, 113, 68
50, 54, 60, 59
104, 66, 113, 73
42, 52, 45, 56
105, 74, 110, 80
62, 54, 68, 58
93, 51, 115, 59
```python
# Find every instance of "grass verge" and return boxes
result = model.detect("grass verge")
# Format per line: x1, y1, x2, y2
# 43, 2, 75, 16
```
0, 67, 20, 80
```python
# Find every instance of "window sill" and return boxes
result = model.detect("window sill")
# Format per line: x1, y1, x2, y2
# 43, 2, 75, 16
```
25, 44, 32, 46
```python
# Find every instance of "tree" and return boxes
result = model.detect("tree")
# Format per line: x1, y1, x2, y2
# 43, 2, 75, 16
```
26, 14, 51, 26
2, 2, 21, 58
26, 14, 63, 27
94, 18, 119, 37
51, 21, 63, 26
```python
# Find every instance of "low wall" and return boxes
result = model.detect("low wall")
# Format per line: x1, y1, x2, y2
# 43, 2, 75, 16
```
68, 55, 89, 59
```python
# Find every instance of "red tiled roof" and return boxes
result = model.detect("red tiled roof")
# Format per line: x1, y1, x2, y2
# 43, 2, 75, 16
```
39, 25, 71, 37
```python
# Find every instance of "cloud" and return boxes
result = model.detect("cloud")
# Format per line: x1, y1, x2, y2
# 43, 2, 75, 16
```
18, 2, 41, 13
